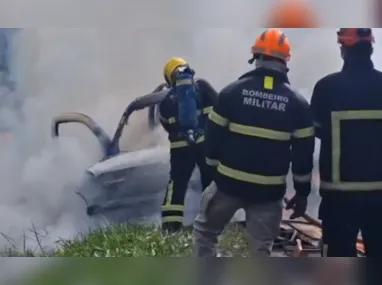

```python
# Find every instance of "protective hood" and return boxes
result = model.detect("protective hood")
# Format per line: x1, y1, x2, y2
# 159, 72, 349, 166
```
255, 58, 289, 74
342, 58, 374, 72
239, 66, 290, 85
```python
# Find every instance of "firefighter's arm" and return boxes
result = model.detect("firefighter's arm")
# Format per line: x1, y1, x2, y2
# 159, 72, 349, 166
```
205, 88, 230, 167
310, 80, 326, 139
196, 78, 219, 107
291, 98, 315, 197
158, 98, 175, 134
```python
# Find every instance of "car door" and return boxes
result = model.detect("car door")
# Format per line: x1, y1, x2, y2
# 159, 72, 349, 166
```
51, 112, 127, 209
51, 112, 118, 159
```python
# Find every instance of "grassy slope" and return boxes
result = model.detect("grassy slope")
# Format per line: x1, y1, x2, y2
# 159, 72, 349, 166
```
2, 224, 250, 257
55, 224, 250, 257
0, 225, 251, 284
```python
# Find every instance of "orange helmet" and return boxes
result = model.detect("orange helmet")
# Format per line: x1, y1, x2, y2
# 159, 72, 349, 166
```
337, 28, 375, 47
250, 29, 291, 64
266, 0, 319, 28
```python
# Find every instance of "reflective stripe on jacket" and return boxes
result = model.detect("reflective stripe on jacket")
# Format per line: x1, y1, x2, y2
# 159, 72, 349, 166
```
311, 59, 382, 193
205, 68, 315, 203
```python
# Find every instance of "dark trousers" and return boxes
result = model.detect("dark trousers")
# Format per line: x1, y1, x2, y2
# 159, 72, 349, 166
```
162, 143, 212, 231
320, 193, 382, 257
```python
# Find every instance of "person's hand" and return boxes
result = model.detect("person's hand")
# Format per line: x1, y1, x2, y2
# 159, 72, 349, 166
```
285, 194, 308, 219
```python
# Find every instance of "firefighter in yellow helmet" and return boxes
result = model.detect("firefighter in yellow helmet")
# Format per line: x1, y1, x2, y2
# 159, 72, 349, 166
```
311, 28, 382, 257
193, 29, 315, 256
159, 57, 218, 232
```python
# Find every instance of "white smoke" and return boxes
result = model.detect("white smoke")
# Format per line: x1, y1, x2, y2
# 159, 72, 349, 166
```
0, 27, 380, 253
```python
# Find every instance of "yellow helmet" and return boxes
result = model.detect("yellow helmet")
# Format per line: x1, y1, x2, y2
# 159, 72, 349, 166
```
163, 57, 189, 85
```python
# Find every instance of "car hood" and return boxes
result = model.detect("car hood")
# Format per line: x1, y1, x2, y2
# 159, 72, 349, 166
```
87, 146, 169, 177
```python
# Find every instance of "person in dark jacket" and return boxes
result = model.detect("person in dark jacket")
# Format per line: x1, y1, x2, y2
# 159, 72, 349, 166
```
193, 28, 315, 257
159, 56, 218, 232
311, 28, 382, 257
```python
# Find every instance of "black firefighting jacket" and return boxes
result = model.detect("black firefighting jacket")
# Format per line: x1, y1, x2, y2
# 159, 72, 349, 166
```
205, 68, 315, 203
159, 78, 217, 149
311, 58, 382, 197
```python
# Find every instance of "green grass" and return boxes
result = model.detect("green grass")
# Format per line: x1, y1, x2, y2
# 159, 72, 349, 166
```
55, 224, 250, 257
0, 225, 253, 284
1, 223, 250, 257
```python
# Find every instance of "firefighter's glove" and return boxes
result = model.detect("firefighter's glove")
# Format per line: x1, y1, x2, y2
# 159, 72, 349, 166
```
285, 194, 307, 219
187, 130, 196, 145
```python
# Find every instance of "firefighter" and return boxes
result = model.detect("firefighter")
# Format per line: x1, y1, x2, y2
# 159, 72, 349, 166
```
311, 28, 382, 257
159, 57, 218, 232
193, 28, 315, 257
